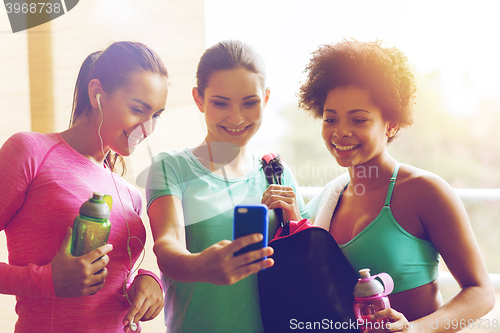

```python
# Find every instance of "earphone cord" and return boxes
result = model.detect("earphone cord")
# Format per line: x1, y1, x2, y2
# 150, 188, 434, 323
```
97, 103, 146, 306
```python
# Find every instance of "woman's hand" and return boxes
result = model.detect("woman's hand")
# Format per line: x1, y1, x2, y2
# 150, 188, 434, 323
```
149, 195, 273, 284
51, 227, 113, 297
261, 184, 301, 221
192, 233, 274, 285
123, 275, 164, 332
366, 308, 414, 333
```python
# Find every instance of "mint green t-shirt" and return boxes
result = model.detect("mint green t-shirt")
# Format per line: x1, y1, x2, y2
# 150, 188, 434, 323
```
146, 149, 309, 333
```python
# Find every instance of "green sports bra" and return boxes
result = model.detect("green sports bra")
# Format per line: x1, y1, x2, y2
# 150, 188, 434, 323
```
338, 163, 440, 293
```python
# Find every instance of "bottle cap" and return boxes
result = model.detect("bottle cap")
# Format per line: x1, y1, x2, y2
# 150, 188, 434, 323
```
79, 192, 111, 219
353, 268, 393, 298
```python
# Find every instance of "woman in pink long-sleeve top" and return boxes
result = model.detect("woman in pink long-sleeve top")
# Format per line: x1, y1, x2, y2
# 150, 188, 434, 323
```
0, 41, 168, 333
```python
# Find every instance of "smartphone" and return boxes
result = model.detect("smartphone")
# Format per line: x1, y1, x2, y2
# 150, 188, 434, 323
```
232, 204, 269, 258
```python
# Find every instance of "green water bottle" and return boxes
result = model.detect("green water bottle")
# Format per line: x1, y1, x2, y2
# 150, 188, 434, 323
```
71, 192, 112, 257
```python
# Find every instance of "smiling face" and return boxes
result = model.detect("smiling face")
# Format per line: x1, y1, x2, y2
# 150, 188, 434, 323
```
322, 86, 397, 168
98, 71, 168, 156
193, 67, 269, 148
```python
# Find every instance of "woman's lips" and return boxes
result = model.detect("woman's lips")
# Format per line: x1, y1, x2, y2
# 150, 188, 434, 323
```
221, 124, 251, 135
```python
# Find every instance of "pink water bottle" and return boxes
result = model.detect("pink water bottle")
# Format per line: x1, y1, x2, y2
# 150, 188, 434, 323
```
353, 268, 394, 332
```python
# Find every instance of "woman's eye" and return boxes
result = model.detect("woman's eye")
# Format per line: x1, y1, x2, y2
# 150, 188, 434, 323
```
213, 101, 228, 108
132, 108, 143, 114
243, 100, 259, 108
153, 113, 162, 120
323, 118, 337, 123
352, 118, 367, 124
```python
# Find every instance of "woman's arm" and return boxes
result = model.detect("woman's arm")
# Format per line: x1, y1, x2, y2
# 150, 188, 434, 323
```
419, 175, 494, 331
0, 226, 112, 298
379, 173, 495, 333
148, 195, 274, 285
0, 133, 112, 298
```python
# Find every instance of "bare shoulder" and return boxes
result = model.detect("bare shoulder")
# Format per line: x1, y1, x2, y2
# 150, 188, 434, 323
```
396, 164, 455, 200
395, 163, 468, 229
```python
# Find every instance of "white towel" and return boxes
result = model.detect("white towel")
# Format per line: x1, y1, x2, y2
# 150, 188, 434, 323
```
313, 172, 350, 231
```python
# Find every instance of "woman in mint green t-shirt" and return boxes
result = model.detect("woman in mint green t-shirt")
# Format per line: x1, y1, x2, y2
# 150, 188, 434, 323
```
146, 40, 308, 333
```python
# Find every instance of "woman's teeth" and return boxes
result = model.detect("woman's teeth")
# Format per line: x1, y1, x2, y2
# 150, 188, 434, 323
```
334, 144, 359, 151
224, 126, 246, 133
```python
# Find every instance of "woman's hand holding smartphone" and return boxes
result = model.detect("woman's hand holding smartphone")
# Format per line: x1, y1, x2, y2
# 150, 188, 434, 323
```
188, 204, 274, 285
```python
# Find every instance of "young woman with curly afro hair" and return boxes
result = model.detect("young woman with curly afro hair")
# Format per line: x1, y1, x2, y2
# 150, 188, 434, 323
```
302, 39, 494, 333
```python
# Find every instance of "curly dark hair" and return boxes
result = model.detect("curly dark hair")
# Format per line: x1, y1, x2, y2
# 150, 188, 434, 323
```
298, 39, 417, 141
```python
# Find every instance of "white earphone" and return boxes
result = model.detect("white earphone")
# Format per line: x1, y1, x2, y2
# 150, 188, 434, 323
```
94, 90, 145, 318
96, 93, 102, 111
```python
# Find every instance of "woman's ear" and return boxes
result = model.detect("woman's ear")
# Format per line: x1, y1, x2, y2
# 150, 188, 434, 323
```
386, 121, 399, 138
263, 87, 271, 107
192, 87, 205, 113
88, 79, 103, 109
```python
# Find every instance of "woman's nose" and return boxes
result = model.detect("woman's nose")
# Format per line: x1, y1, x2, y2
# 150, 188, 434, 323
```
333, 124, 352, 138
227, 107, 245, 126
140, 118, 155, 137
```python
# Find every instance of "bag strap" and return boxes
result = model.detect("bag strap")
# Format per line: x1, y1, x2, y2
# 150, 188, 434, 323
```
261, 153, 290, 236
